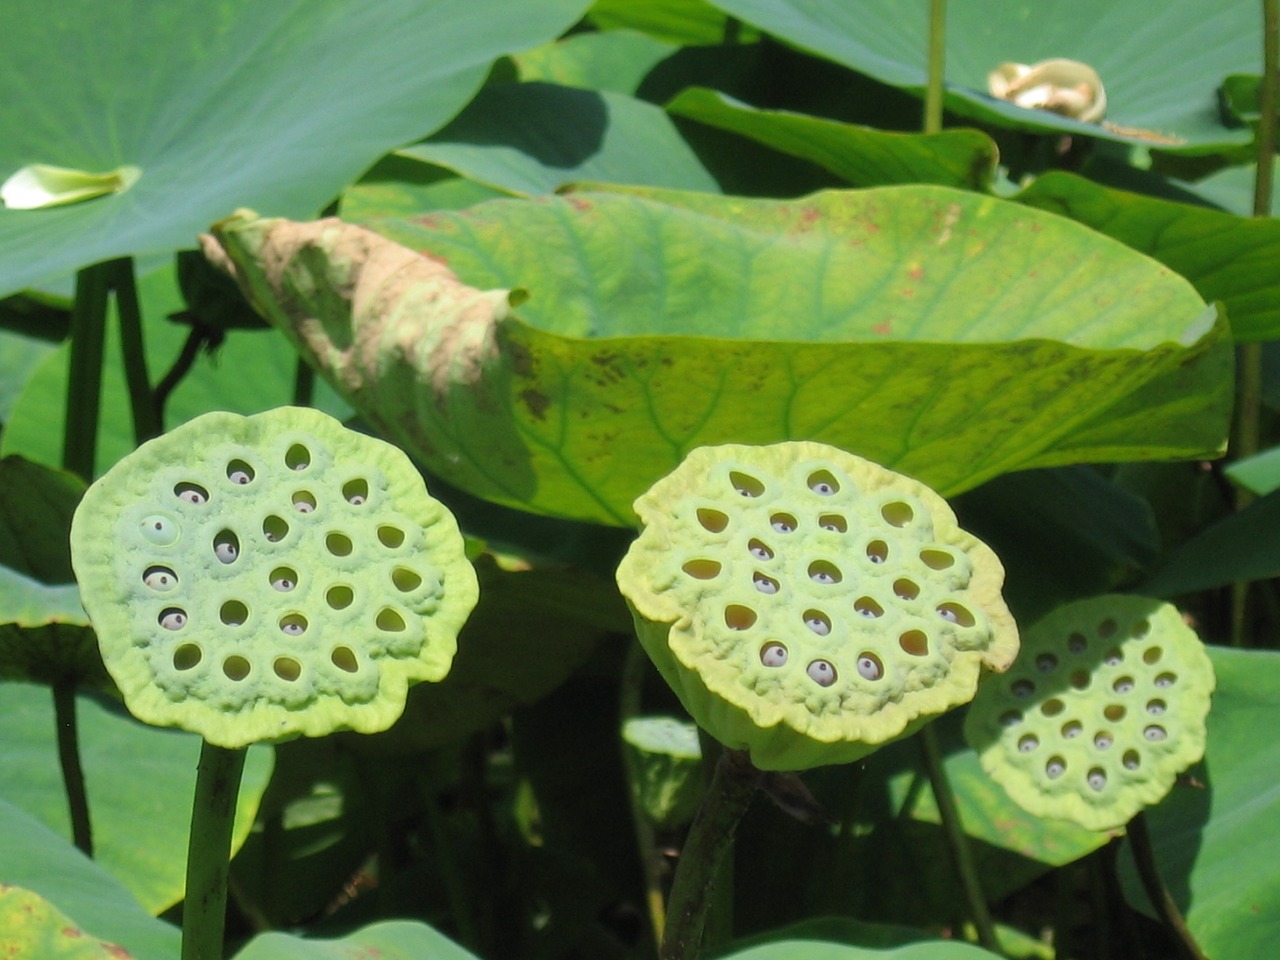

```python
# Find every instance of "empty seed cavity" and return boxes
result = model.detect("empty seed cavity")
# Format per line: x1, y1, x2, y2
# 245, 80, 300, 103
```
273, 657, 302, 681
1040, 698, 1065, 717
326, 532, 353, 556
1087, 768, 1107, 791
937, 602, 974, 627
1035, 653, 1059, 673
819, 514, 847, 533
1094, 732, 1113, 750
331, 646, 359, 673
279, 613, 308, 636
213, 530, 240, 564
343, 478, 369, 505
1144, 725, 1167, 741
881, 501, 914, 527
1146, 699, 1167, 715
803, 610, 831, 636
899, 630, 929, 656
1062, 720, 1083, 739
808, 560, 841, 584
227, 459, 255, 485
392, 567, 422, 592
1113, 676, 1135, 694
748, 539, 774, 560
807, 470, 839, 496
1018, 734, 1039, 753
725, 604, 757, 630
270, 567, 297, 591
140, 514, 180, 546
808, 659, 838, 686
159, 608, 187, 630
1143, 646, 1163, 664
223, 655, 251, 681
1069, 670, 1090, 690
856, 652, 883, 681
377, 525, 405, 548
770, 513, 797, 534
1104, 704, 1127, 722
682, 559, 721, 580
143, 566, 178, 591
326, 584, 354, 610
285, 444, 311, 471
893, 578, 919, 601
855, 597, 885, 619
292, 491, 317, 513
263, 516, 289, 542
1098, 618, 1118, 639
920, 548, 954, 570
730, 471, 765, 497
760, 642, 788, 667
753, 573, 779, 595
1067, 633, 1088, 654
1011, 679, 1035, 699
696, 507, 728, 532
376, 608, 406, 632
1131, 618, 1151, 639
1045, 757, 1066, 780
174, 482, 208, 505
1155, 672, 1177, 688
172, 643, 201, 670
866, 540, 888, 564
220, 600, 248, 626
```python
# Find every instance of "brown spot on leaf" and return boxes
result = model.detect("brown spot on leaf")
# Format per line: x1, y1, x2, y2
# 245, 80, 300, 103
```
520, 389, 550, 421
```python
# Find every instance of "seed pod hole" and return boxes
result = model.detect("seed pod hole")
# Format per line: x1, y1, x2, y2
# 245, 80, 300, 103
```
159, 608, 187, 631
1113, 676, 1135, 694
1155, 672, 1177, 688
1104, 704, 1127, 722
377, 525, 405, 548
1087, 768, 1107, 791
729, 471, 765, 497
227, 460, 255, 485
748, 539, 774, 560
326, 532, 353, 557
285, 444, 311, 471
140, 514, 180, 546
855, 597, 884, 619
1131, 618, 1151, 639
220, 600, 248, 626
172, 643, 202, 670
1143, 646, 1163, 664
1094, 732, 1113, 750
279, 613, 308, 636
999, 710, 1023, 727
899, 630, 928, 656
808, 560, 841, 584
143, 566, 178, 591
1144, 725, 1167, 742
331, 646, 359, 673
326, 585, 354, 610
760, 642, 788, 667
881, 501, 914, 527
270, 567, 297, 592
893, 578, 919, 601
1040, 698, 1065, 717
1146, 699, 1167, 715
263, 516, 289, 542
1069, 670, 1090, 690
1104, 648, 1124, 667
770, 513, 797, 534
819, 514, 848, 533
1035, 653, 1058, 673
376, 608, 406, 632
808, 659, 838, 686
937, 602, 974, 626
696, 507, 729, 532
1123, 750, 1141, 770
273, 657, 302, 681
1067, 633, 1088, 654
174, 482, 208, 505
292, 491, 317, 513
213, 531, 240, 564
1098, 618, 1119, 639
343, 478, 369, 505
856, 652, 883, 681
725, 604, 757, 630
223, 655, 251, 681
1017, 734, 1039, 753
1062, 720, 1083, 739
682, 559, 721, 580
920, 548, 954, 570
866, 540, 888, 564
1011, 679, 1035, 699
753, 573, 779, 595
392, 567, 422, 592
803, 610, 831, 636
1045, 757, 1066, 780
807, 470, 839, 496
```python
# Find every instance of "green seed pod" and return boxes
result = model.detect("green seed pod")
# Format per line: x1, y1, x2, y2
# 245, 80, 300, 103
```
616, 442, 1018, 771
964, 595, 1214, 832
70, 407, 478, 748
622, 716, 704, 831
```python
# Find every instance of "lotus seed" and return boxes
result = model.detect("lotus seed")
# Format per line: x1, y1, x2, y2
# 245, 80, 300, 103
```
729, 471, 764, 497
1104, 648, 1123, 666
748, 539, 774, 560
937, 602, 973, 625
1045, 757, 1066, 779
140, 515, 180, 546
1146, 699, 1166, 715
213, 531, 239, 563
808, 659, 838, 686
1017, 734, 1038, 753
1067, 633, 1087, 654
1035, 653, 1058, 673
1113, 677, 1134, 694
263, 516, 289, 541
1099, 619, 1118, 639
143, 566, 178, 591
770, 513, 796, 533
174, 483, 208, 504
292, 491, 316, 513
159, 608, 187, 630
1094, 732, 1113, 750
808, 561, 841, 584
819, 514, 847, 532
855, 653, 883, 681
1155, 672, 1176, 688
270, 568, 297, 591
285, 444, 310, 470
865, 540, 888, 563
1087, 768, 1107, 791
803, 611, 831, 636
1132, 619, 1151, 639
280, 614, 307, 636
227, 460, 255, 484
807, 471, 839, 495
1144, 725, 1167, 741
1123, 750, 1141, 770
1062, 720, 1082, 738
761, 642, 788, 667
999, 710, 1022, 727
1011, 679, 1035, 698
753, 573, 779, 595
855, 597, 883, 618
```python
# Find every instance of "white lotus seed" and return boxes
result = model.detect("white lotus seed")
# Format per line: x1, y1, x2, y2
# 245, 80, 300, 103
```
753, 574, 779, 595
1087, 769, 1107, 791
1045, 758, 1066, 779
855, 654, 882, 681
159, 610, 186, 630
215, 542, 238, 563
808, 659, 838, 686
761, 643, 788, 667
143, 567, 178, 590
1018, 734, 1038, 753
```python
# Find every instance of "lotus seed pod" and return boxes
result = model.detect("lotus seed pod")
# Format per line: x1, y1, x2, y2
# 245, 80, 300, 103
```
615, 442, 1018, 772
69, 407, 478, 748
963, 595, 1214, 832
622, 716, 704, 831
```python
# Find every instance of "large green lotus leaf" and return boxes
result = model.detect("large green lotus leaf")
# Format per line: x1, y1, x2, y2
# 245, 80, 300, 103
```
588, 0, 745, 45
1116, 647, 1280, 960
0, 682, 272, 913
667, 88, 997, 190
0, 0, 589, 298
401, 82, 720, 196
0, 330, 55, 424
0, 801, 180, 960
0, 884, 152, 960
210, 184, 1230, 527
515, 28, 677, 94
707, 0, 1258, 151
234, 920, 480, 960
1017, 172, 1280, 341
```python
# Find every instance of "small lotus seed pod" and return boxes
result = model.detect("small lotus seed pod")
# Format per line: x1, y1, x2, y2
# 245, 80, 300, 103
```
615, 442, 1018, 771
964, 595, 1214, 832
622, 716, 705, 831
70, 407, 478, 748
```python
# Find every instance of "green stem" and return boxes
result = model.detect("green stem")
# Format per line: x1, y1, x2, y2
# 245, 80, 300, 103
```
52, 680, 92, 856
182, 740, 247, 960
923, 0, 947, 134
62, 263, 111, 479
619, 643, 667, 951
661, 748, 757, 960
109, 257, 161, 444
1255, 0, 1278, 219
1127, 811, 1208, 960
918, 724, 998, 952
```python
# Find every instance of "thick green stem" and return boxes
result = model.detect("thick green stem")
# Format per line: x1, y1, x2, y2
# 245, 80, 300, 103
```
52, 680, 92, 856
108, 257, 161, 444
1256, 0, 1278, 219
661, 748, 757, 960
1127, 811, 1208, 960
918, 724, 999, 951
63, 264, 111, 479
182, 740, 247, 960
923, 0, 947, 134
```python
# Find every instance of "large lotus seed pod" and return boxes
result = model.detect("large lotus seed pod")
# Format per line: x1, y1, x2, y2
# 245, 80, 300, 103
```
69, 407, 478, 748
963, 595, 1214, 832
615, 442, 1018, 772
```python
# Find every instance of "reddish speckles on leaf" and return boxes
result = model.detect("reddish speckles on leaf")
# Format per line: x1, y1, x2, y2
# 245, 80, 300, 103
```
900, 287, 916, 299
872, 321, 893, 336
567, 196, 592, 212
61, 927, 82, 938
105, 946, 133, 959
909, 265, 924, 281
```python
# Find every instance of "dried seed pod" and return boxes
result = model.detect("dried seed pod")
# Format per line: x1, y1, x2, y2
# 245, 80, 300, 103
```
616, 441, 1018, 771
964, 595, 1214, 831
70, 406, 478, 748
